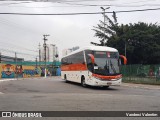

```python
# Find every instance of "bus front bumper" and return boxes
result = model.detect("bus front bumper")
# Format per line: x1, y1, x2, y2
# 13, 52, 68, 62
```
88, 78, 122, 86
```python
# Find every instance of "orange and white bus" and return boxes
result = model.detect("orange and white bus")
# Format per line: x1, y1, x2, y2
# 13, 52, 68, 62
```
61, 46, 127, 88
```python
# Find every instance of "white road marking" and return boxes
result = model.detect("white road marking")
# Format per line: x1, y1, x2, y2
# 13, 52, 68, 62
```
0, 92, 4, 94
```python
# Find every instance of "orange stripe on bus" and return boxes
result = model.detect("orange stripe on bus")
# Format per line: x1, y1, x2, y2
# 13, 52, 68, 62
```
61, 63, 87, 71
92, 73, 122, 80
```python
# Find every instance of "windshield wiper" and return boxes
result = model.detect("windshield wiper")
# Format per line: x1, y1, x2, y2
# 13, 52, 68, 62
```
104, 60, 109, 74
110, 60, 116, 74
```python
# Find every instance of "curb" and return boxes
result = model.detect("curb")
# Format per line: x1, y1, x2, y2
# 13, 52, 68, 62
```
122, 83, 160, 90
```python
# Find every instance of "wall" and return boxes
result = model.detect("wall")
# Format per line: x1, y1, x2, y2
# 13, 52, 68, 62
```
22, 66, 41, 78
1, 64, 15, 78
0, 64, 42, 79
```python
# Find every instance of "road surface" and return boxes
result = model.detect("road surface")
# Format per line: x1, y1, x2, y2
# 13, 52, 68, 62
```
0, 77, 159, 120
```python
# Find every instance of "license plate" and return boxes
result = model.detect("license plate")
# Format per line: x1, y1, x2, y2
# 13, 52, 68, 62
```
107, 82, 112, 85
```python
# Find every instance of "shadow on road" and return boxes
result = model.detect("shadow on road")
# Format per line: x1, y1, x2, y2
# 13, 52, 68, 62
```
61, 80, 118, 91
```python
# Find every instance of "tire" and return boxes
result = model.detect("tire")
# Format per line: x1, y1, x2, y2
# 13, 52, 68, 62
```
64, 75, 69, 83
102, 86, 109, 89
81, 77, 87, 87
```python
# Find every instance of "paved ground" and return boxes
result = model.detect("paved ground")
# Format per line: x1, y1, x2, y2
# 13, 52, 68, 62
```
0, 77, 159, 120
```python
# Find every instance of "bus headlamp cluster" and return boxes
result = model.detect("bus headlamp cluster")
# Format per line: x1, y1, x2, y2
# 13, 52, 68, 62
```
93, 76, 109, 81
93, 76, 121, 81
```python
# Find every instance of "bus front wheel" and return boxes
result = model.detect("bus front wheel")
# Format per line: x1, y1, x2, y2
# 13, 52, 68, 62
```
102, 86, 109, 89
81, 77, 87, 87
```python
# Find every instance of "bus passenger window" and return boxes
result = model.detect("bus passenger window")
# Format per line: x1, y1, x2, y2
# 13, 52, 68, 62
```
86, 56, 94, 72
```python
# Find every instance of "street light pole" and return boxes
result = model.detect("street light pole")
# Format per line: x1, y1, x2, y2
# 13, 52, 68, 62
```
43, 34, 50, 78
100, 7, 110, 46
125, 39, 130, 58
35, 57, 37, 68
15, 52, 18, 80
38, 43, 41, 66
125, 40, 127, 57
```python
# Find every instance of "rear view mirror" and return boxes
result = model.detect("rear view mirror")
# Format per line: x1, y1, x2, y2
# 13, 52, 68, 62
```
120, 55, 127, 65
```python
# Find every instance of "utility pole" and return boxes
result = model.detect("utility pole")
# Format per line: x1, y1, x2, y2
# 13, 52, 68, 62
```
0, 52, 1, 63
35, 57, 37, 68
100, 7, 110, 46
47, 46, 49, 62
125, 39, 130, 58
43, 34, 50, 78
51, 44, 55, 62
39, 43, 41, 66
15, 52, 17, 65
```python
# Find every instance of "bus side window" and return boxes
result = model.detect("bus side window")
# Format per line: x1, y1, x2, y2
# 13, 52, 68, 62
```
87, 57, 92, 64
86, 55, 94, 72
74, 51, 84, 64
62, 58, 67, 65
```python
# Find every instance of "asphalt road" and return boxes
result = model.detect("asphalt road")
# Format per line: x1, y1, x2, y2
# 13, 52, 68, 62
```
0, 77, 159, 120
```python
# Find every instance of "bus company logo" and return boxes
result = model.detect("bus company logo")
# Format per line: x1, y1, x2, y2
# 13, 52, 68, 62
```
2, 112, 11, 117
1, 112, 42, 118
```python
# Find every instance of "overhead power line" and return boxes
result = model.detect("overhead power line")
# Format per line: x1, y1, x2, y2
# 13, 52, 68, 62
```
0, 7, 160, 15
0, 12, 101, 15
0, 0, 158, 8
57, 1, 160, 7
6, 3, 160, 8
0, 48, 37, 57
0, 1, 33, 6
115, 7, 160, 13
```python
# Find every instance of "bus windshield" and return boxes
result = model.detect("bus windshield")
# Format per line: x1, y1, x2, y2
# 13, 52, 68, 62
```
86, 51, 120, 76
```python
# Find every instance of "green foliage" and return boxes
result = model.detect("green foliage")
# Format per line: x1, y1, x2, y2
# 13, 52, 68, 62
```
92, 13, 160, 64
91, 12, 118, 46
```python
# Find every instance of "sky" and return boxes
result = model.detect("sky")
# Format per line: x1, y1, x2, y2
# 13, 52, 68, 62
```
0, 0, 160, 61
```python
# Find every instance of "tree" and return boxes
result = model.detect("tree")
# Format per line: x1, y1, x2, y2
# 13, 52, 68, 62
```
108, 22, 160, 64
91, 11, 118, 46
92, 13, 160, 64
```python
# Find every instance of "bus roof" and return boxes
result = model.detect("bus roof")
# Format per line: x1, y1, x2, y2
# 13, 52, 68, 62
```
62, 46, 118, 58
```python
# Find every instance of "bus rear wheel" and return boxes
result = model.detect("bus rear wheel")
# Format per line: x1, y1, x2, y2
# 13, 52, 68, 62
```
64, 75, 69, 83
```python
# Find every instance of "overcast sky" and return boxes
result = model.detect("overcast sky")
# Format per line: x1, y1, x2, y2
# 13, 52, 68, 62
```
0, 0, 160, 60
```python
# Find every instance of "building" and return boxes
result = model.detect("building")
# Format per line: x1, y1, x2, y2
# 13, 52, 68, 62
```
40, 44, 59, 62
62, 49, 72, 57
0, 55, 24, 62
62, 46, 79, 57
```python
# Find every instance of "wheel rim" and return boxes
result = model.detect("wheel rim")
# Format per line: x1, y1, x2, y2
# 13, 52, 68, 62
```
82, 80, 86, 87
64, 75, 68, 82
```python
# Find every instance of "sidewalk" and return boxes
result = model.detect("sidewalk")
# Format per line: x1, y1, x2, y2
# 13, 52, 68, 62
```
122, 82, 160, 90
0, 77, 39, 82
0, 76, 59, 82
0, 78, 17, 82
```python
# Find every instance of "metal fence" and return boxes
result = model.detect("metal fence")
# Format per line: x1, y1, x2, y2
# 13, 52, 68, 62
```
121, 64, 160, 85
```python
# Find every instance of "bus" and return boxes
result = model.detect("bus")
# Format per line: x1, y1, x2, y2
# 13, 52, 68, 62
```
61, 46, 127, 88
